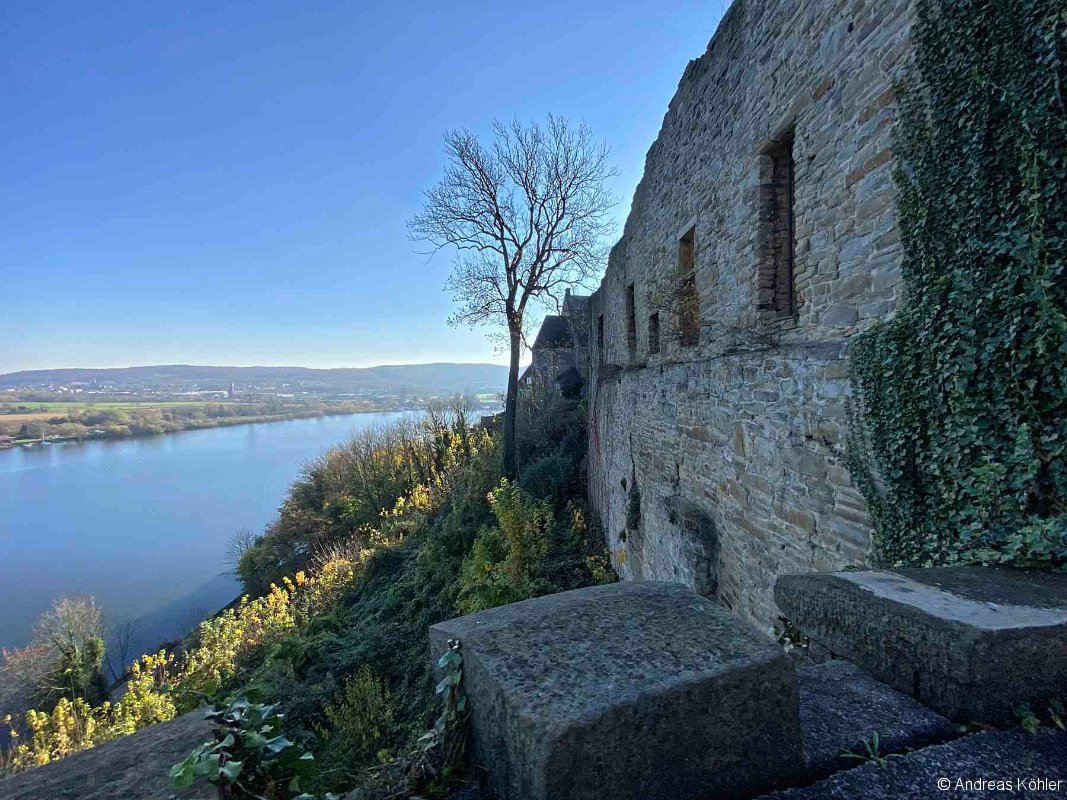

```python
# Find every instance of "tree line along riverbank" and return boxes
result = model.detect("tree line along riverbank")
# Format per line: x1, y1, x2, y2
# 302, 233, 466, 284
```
0, 400, 395, 449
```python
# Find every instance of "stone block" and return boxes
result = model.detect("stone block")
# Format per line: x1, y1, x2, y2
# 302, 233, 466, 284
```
819, 304, 859, 326
797, 660, 959, 779
429, 582, 804, 800
761, 729, 1067, 799
775, 567, 1067, 722
0, 711, 214, 800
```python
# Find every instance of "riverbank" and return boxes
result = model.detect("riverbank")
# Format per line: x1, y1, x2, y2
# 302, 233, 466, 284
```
0, 402, 406, 449
0, 410, 416, 651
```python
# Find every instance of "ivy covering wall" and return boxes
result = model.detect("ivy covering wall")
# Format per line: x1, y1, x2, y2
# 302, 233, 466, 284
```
848, 0, 1067, 568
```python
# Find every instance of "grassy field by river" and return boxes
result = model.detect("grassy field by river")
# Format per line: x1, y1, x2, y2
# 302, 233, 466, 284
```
2, 400, 214, 411
0, 399, 390, 447
1, 400, 214, 423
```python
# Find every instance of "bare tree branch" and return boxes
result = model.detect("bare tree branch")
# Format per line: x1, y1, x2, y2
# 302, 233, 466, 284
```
226, 527, 260, 572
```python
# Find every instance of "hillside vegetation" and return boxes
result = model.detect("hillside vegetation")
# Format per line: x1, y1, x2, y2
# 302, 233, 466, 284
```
2, 394, 611, 798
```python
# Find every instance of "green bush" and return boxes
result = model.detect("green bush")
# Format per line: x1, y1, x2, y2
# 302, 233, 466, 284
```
170, 698, 318, 800
457, 480, 553, 614
317, 667, 398, 780
848, 0, 1067, 569
518, 454, 573, 502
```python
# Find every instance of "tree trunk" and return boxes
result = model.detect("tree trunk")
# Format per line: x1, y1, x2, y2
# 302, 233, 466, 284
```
503, 326, 521, 478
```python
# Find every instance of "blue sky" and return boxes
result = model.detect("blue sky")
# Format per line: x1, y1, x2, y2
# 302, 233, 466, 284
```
1, 1, 726, 373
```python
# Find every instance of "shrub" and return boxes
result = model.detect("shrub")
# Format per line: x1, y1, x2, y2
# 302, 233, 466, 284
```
239, 402, 491, 594
1, 652, 177, 773
0, 597, 109, 714
518, 454, 573, 502
317, 667, 398, 782
0, 560, 358, 775
456, 480, 553, 614
170, 698, 317, 800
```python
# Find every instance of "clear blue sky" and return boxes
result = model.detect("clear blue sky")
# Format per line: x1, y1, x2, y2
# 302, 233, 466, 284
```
1, 1, 725, 373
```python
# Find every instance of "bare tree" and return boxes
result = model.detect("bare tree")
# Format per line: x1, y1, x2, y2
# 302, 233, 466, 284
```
226, 527, 260, 572
31, 596, 104, 658
410, 116, 616, 476
22, 596, 108, 704
104, 617, 140, 683
0, 645, 49, 718
179, 606, 212, 635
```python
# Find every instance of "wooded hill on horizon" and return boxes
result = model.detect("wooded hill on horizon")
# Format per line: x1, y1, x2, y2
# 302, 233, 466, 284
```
0, 363, 510, 395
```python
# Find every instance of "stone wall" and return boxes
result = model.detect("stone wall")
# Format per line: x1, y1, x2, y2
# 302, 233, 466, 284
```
587, 0, 914, 627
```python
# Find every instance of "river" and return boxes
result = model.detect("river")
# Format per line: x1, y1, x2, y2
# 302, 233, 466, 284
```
0, 411, 412, 654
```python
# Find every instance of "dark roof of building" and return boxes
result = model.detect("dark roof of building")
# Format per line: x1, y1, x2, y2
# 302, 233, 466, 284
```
532, 315, 573, 350
562, 293, 590, 316
555, 366, 584, 388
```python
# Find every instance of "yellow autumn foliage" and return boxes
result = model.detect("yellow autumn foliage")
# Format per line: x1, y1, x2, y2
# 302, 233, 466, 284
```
1, 557, 357, 774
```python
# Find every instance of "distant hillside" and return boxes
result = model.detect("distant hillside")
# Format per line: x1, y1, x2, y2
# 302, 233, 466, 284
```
0, 363, 509, 396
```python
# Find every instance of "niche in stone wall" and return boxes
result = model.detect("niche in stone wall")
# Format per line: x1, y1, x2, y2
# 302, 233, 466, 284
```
664, 495, 719, 597
618, 477, 645, 576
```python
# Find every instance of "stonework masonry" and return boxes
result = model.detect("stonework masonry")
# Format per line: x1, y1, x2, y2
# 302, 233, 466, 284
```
585, 0, 914, 627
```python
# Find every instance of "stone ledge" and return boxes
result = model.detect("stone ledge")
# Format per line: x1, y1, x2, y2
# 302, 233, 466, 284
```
775, 567, 1067, 722
797, 660, 960, 779
430, 581, 804, 800
760, 729, 1067, 799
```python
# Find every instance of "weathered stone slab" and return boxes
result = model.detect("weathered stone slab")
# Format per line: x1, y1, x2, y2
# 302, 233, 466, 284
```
760, 729, 1067, 799
797, 660, 959, 778
0, 711, 213, 800
776, 567, 1067, 722
429, 581, 804, 800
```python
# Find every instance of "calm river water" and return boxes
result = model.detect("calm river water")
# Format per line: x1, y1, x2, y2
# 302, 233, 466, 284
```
0, 411, 411, 651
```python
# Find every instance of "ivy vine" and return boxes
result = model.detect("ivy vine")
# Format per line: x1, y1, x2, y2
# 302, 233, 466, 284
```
847, 0, 1067, 569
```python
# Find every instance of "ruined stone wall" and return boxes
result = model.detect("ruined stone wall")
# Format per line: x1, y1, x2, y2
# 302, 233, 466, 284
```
588, 0, 913, 627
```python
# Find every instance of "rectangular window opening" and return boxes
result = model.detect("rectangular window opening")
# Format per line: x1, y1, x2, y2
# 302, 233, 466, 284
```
761, 131, 796, 317
625, 283, 637, 360
648, 312, 660, 355
597, 314, 605, 365
679, 226, 695, 273
678, 226, 699, 346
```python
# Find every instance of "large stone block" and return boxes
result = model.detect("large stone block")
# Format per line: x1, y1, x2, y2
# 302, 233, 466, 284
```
775, 567, 1067, 722
429, 581, 804, 800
